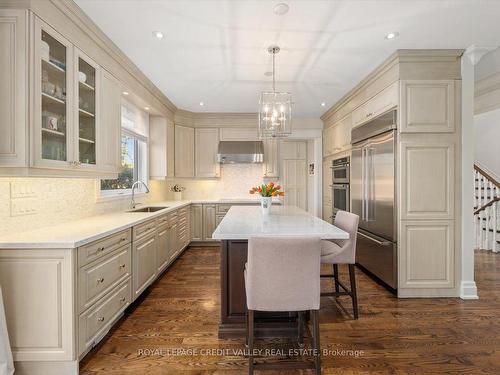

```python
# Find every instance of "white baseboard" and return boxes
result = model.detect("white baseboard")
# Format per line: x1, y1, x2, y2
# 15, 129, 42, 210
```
460, 281, 479, 300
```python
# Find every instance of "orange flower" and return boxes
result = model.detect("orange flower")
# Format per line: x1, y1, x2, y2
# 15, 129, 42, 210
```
268, 182, 274, 188
272, 191, 278, 196
279, 192, 285, 196
258, 187, 262, 193
249, 189, 255, 194
275, 185, 281, 190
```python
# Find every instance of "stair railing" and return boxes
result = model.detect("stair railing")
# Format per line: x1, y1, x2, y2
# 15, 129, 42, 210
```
474, 164, 499, 252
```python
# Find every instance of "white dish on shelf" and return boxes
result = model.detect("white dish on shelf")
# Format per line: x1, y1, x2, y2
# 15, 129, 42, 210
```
78, 71, 87, 83
41, 41, 50, 60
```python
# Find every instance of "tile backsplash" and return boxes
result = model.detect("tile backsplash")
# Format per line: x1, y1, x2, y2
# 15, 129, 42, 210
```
0, 164, 272, 237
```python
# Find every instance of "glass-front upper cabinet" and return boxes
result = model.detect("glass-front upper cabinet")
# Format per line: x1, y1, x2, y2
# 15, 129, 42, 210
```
76, 50, 99, 167
35, 18, 73, 167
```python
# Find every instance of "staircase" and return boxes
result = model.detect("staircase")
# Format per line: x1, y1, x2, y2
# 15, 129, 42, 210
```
474, 164, 499, 252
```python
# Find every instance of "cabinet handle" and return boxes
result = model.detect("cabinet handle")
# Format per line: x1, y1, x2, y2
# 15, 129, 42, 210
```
97, 316, 105, 322
119, 264, 126, 270
120, 297, 126, 303
366, 112, 373, 118
97, 246, 105, 252
120, 237, 127, 242
97, 277, 104, 284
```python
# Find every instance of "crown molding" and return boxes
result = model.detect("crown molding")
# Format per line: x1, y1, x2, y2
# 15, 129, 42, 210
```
475, 71, 500, 114
47, 0, 178, 116
320, 49, 464, 122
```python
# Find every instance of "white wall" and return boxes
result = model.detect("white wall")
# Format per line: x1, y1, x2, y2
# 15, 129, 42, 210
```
474, 108, 500, 180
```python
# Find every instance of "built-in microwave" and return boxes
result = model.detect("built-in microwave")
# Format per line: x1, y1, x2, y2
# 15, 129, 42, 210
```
331, 156, 350, 184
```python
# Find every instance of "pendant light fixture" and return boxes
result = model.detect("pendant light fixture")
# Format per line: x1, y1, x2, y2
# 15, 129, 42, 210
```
258, 45, 292, 138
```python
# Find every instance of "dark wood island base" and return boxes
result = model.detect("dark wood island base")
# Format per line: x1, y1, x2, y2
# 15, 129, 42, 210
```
219, 240, 299, 339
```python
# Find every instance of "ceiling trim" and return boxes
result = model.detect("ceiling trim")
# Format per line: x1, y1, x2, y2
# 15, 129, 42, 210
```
475, 71, 500, 114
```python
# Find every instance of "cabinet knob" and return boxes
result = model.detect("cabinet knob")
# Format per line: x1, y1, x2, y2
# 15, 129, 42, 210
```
97, 316, 105, 322
120, 297, 126, 303
120, 237, 127, 242
97, 277, 104, 284
119, 264, 126, 270
97, 246, 105, 252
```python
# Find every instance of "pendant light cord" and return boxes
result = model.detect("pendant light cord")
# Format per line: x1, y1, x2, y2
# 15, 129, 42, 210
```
272, 51, 276, 93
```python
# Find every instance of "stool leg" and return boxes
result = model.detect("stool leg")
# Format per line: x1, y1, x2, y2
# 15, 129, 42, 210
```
245, 308, 249, 347
297, 311, 304, 347
248, 309, 254, 375
311, 310, 321, 375
333, 264, 340, 293
348, 264, 359, 319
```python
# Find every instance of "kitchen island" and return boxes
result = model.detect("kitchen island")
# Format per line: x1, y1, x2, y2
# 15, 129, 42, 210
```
212, 205, 349, 338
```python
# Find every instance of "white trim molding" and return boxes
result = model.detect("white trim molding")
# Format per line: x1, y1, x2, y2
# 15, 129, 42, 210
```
460, 281, 479, 300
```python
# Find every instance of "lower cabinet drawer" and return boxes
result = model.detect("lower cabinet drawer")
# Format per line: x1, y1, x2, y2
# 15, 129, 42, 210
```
78, 279, 131, 357
217, 204, 232, 214
78, 229, 131, 267
78, 244, 131, 313
133, 219, 157, 241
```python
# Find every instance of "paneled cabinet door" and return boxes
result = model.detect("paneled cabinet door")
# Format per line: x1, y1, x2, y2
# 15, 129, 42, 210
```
399, 220, 455, 290
195, 128, 220, 178
167, 224, 178, 260
191, 204, 203, 241
98, 69, 121, 174
400, 80, 455, 133
352, 81, 398, 128
263, 138, 279, 178
74, 48, 99, 170
219, 127, 259, 141
175, 125, 195, 177
202, 204, 217, 241
0, 9, 28, 167
156, 224, 170, 273
133, 233, 157, 300
33, 17, 75, 169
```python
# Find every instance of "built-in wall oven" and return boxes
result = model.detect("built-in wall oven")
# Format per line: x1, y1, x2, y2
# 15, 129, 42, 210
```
331, 157, 350, 218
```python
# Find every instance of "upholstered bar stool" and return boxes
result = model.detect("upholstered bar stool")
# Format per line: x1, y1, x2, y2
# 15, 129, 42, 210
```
321, 211, 360, 319
244, 236, 322, 375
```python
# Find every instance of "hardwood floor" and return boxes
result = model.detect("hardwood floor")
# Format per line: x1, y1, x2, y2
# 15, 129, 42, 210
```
80, 247, 500, 374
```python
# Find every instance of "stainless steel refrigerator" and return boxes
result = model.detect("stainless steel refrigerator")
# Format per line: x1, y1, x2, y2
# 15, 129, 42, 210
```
351, 110, 397, 290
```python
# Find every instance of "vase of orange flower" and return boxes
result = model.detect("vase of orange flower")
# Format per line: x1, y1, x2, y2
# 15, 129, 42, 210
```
249, 182, 284, 215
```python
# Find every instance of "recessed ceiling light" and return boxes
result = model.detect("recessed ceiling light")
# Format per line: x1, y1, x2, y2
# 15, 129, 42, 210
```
122, 91, 129, 96
385, 32, 399, 40
264, 71, 273, 77
152, 30, 164, 39
321, 102, 326, 107
199, 101, 204, 106
273, 3, 290, 15
144, 106, 150, 110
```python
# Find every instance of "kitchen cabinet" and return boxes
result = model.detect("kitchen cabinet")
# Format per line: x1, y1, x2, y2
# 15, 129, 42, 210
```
156, 222, 170, 273
177, 206, 190, 251
195, 128, 220, 178
0, 9, 28, 168
150, 116, 175, 179
323, 114, 352, 157
33, 17, 75, 169
202, 204, 217, 241
323, 126, 334, 157
98, 69, 121, 174
399, 80, 455, 133
132, 230, 157, 300
352, 81, 398, 128
0, 14, 121, 177
191, 204, 203, 241
219, 127, 259, 141
175, 125, 195, 177
263, 138, 279, 178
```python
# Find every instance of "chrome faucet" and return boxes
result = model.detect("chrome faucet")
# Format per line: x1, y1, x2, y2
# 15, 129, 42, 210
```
130, 180, 150, 209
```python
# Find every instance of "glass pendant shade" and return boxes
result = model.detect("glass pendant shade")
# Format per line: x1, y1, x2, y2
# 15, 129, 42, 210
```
258, 46, 292, 138
259, 92, 292, 138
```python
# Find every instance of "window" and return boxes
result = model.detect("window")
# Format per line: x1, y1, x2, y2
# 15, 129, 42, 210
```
100, 101, 149, 198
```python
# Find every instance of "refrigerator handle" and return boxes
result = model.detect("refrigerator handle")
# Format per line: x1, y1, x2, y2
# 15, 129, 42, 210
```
361, 147, 366, 221
357, 231, 392, 246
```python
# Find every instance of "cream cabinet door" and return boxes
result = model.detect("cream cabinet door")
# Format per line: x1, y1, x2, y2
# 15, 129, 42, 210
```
399, 220, 455, 289
399, 140, 455, 220
98, 70, 121, 174
195, 128, 220, 178
132, 233, 157, 300
156, 224, 170, 273
0, 9, 28, 167
352, 81, 398, 128
191, 204, 203, 241
263, 138, 279, 178
150, 117, 175, 179
322, 126, 333, 157
202, 204, 217, 241
167, 223, 178, 261
219, 127, 259, 141
323, 204, 333, 223
175, 125, 195, 177
281, 140, 306, 159
322, 159, 332, 203
400, 80, 455, 133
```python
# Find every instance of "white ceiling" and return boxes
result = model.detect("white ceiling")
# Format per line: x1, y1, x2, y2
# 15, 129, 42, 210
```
75, 0, 500, 117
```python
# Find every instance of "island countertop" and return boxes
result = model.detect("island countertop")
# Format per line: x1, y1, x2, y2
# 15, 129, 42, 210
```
212, 205, 349, 240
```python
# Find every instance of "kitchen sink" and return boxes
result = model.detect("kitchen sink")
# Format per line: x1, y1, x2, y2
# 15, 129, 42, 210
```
128, 206, 169, 213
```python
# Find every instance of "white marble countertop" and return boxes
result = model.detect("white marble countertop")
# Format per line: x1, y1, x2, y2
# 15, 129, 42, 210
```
0, 198, 283, 250
212, 206, 349, 240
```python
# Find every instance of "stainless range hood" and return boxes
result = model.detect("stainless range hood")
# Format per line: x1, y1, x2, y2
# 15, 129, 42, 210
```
217, 141, 264, 163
